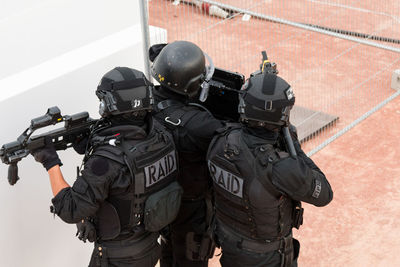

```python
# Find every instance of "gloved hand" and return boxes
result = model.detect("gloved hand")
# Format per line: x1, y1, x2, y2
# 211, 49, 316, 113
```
76, 218, 97, 243
72, 135, 89, 155
31, 137, 62, 171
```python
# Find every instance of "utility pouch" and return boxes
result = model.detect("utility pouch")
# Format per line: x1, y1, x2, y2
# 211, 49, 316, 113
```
96, 201, 121, 241
143, 181, 183, 232
185, 232, 216, 261
292, 201, 304, 229
293, 238, 300, 261
279, 234, 294, 267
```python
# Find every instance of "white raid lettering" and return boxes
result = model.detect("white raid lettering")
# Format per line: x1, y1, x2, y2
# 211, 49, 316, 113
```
144, 150, 177, 187
208, 160, 244, 198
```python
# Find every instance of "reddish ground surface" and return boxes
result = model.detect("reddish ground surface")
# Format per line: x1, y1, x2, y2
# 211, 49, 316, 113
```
149, 1, 400, 266
149, 0, 400, 150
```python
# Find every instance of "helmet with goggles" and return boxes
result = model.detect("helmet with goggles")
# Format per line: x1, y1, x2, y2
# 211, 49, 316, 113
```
96, 67, 154, 118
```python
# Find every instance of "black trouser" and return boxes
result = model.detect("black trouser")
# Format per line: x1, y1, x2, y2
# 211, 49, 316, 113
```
217, 224, 300, 267
88, 233, 161, 267
160, 198, 209, 267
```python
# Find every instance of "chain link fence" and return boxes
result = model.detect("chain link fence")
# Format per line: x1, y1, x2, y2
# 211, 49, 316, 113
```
145, 0, 400, 155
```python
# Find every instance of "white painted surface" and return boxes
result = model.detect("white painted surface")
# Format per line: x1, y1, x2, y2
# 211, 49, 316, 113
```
0, 0, 140, 79
391, 69, 400, 91
0, 0, 167, 266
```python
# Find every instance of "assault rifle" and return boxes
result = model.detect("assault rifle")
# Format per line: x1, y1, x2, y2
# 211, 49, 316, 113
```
0, 107, 97, 186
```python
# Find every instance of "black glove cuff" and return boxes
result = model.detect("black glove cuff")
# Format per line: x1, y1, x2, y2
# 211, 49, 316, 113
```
44, 158, 63, 171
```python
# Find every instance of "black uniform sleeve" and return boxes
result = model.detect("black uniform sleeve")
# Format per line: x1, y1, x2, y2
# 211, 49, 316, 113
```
185, 111, 224, 151
271, 140, 333, 207
51, 156, 122, 223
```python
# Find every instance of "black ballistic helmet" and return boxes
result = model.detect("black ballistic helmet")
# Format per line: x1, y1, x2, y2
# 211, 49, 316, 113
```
96, 67, 154, 117
151, 40, 206, 97
239, 72, 295, 126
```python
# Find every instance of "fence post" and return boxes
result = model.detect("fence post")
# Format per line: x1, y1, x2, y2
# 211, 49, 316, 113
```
139, 0, 151, 81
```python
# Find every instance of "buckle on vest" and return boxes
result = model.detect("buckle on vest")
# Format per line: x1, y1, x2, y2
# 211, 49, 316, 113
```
265, 100, 273, 110
293, 205, 304, 229
134, 213, 142, 225
165, 116, 181, 126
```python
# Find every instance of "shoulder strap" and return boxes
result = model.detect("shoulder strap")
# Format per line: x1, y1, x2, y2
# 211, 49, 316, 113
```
156, 99, 182, 111
187, 102, 213, 117
207, 123, 241, 160
117, 138, 147, 226
159, 104, 199, 129
90, 145, 125, 165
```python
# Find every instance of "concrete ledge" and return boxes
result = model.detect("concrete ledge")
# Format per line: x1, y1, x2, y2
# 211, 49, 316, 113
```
291, 106, 339, 143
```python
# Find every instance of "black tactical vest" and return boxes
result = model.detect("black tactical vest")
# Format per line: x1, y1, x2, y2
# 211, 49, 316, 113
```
153, 99, 212, 199
87, 118, 179, 240
207, 126, 294, 241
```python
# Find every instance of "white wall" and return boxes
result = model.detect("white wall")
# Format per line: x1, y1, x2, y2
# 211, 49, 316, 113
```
0, 0, 142, 79
0, 1, 166, 266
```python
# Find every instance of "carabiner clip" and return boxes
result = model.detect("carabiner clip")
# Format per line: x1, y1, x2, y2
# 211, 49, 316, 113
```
165, 117, 181, 126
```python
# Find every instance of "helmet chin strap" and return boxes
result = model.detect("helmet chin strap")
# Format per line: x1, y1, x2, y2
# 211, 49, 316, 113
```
199, 52, 215, 102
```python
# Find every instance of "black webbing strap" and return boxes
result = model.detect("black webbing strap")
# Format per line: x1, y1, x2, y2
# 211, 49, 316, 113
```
157, 100, 211, 128
119, 140, 146, 226
164, 107, 198, 128
97, 78, 148, 92
94, 233, 157, 262
116, 66, 135, 81
187, 102, 213, 117
241, 141, 279, 198
261, 149, 288, 237
218, 223, 293, 254
156, 99, 182, 111
243, 92, 294, 110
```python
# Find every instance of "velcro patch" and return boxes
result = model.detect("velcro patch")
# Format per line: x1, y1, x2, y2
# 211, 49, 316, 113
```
312, 179, 322, 198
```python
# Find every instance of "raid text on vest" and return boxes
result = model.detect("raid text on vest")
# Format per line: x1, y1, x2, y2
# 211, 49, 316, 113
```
144, 150, 177, 187
208, 160, 244, 198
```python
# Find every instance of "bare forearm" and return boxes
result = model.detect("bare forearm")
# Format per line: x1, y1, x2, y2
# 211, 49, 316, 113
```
47, 165, 70, 196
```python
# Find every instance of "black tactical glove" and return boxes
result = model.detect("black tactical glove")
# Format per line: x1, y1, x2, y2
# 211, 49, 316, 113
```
31, 137, 62, 171
76, 218, 96, 243
72, 135, 89, 155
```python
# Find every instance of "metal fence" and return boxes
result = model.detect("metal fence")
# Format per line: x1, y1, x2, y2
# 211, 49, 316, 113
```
144, 0, 400, 155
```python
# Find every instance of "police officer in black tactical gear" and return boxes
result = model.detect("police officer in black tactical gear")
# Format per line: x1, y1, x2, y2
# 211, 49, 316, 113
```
207, 71, 333, 267
30, 67, 183, 267
150, 40, 223, 267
